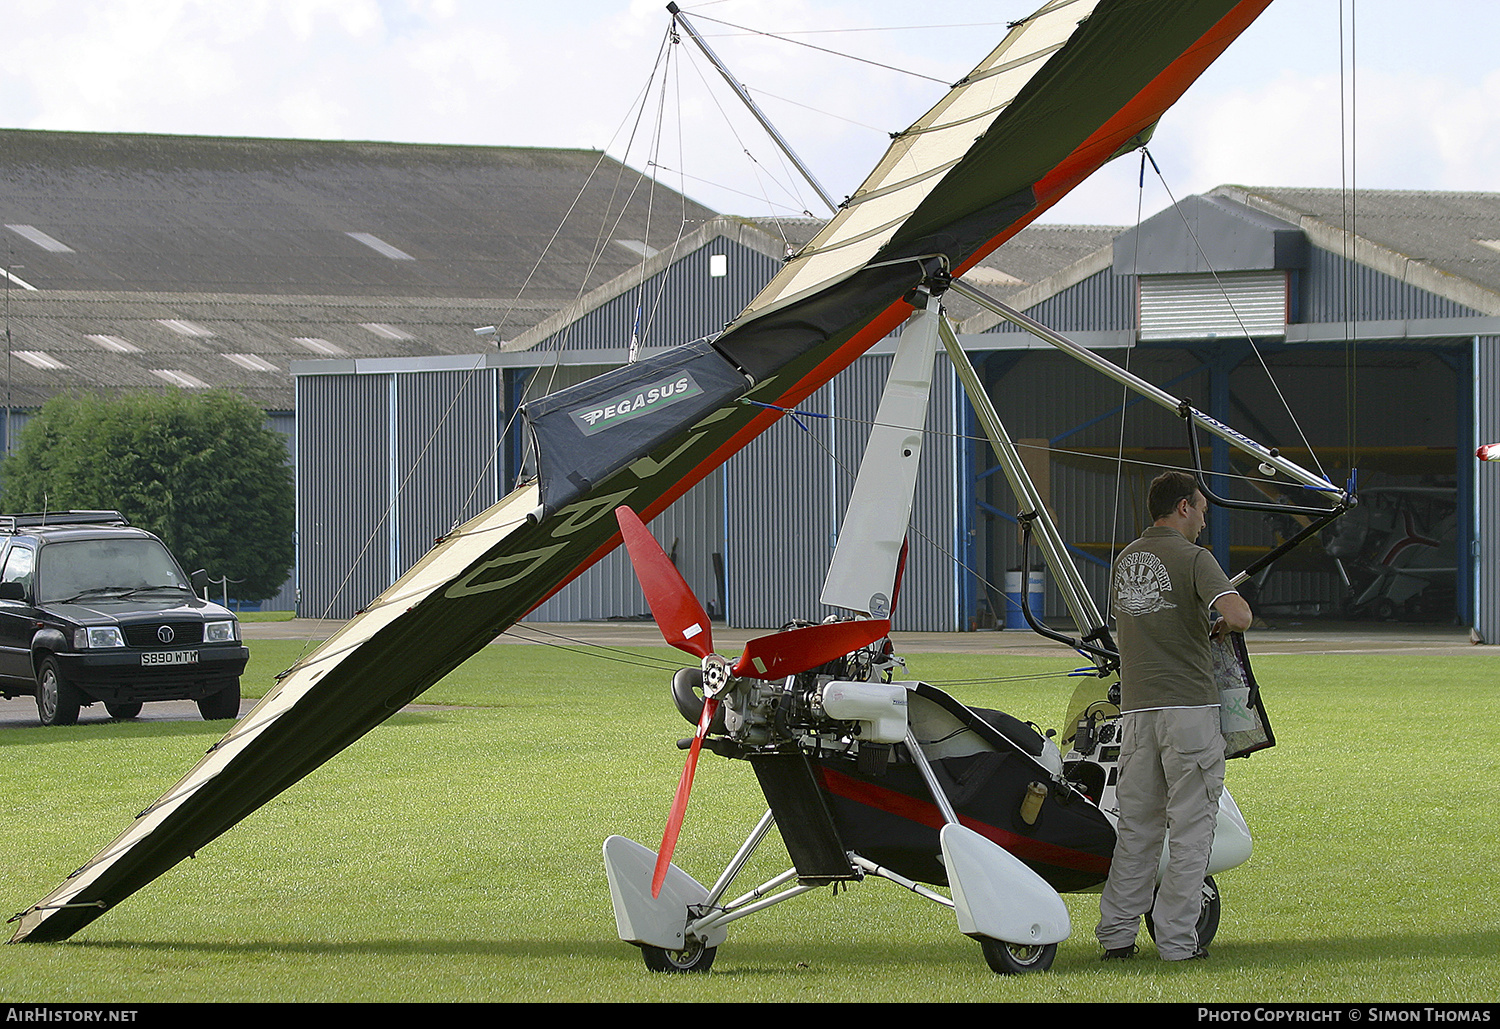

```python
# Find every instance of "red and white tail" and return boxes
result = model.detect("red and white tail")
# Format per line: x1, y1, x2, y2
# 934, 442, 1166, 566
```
1478, 443, 1500, 462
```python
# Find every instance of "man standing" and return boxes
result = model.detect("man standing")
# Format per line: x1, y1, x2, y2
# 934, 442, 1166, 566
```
1096, 470, 1252, 961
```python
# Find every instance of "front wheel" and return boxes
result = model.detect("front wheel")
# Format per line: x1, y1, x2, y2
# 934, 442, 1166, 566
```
196, 679, 241, 720
979, 938, 1057, 975
35, 657, 82, 727
640, 938, 717, 974
1145, 875, 1221, 949
105, 701, 143, 719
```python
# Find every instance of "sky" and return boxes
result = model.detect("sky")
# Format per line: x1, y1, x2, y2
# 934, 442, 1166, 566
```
4, 0, 1497, 226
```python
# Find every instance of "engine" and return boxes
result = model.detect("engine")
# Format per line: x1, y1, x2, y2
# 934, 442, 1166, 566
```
682, 621, 909, 756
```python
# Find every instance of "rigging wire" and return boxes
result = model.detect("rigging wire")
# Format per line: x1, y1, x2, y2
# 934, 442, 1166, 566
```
464, 10, 1365, 689
1339, 0, 1360, 473
296, 26, 695, 652
499, 623, 688, 673
673, 38, 820, 222
1138, 147, 1331, 485
679, 10, 954, 85
1106, 149, 1153, 598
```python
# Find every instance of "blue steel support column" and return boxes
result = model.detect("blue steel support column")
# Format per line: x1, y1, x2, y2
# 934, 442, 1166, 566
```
1206, 343, 1248, 574
505, 368, 532, 493
957, 356, 980, 629
1453, 344, 1475, 622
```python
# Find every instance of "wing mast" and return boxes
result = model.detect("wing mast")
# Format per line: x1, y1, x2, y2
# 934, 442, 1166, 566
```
667, 3, 839, 215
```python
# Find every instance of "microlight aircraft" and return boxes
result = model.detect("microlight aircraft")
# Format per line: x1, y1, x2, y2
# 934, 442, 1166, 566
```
12, 1, 1350, 970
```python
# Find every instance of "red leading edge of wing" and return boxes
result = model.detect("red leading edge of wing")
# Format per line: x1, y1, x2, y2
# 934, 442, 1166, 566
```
960, 0, 1277, 278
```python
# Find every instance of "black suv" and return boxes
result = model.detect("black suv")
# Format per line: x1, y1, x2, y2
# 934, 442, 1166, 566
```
0, 512, 248, 725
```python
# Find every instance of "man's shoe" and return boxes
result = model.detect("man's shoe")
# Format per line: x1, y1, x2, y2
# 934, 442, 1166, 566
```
1101, 944, 1138, 961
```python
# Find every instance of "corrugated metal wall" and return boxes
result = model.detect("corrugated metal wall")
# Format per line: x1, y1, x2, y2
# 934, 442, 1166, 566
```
297, 373, 392, 618
725, 355, 962, 631
260, 410, 298, 611
524, 470, 725, 623
291, 238, 774, 623
393, 369, 500, 572
725, 382, 839, 629
296, 366, 501, 619
987, 267, 1135, 335
1301, 247, 1483, 322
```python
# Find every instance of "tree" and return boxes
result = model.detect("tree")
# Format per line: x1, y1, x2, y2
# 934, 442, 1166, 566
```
2, 390, 294, 601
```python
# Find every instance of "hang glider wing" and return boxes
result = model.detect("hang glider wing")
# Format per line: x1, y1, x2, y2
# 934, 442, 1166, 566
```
10, 0, 1272, 943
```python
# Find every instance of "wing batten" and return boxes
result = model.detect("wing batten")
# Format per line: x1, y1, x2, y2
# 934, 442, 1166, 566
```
11, 0, 1271, 944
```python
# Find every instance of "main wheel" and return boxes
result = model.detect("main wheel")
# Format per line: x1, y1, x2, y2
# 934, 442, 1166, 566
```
1145, 875, 1221, 949
105, 701, 142, 719
640, 937, 717, 974
35, 657, 82, 727
979, 938, 1057, 975
196, 679, 241, 720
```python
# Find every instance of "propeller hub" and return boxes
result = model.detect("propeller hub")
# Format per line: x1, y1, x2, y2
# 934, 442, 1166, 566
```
701, 654, 732, 697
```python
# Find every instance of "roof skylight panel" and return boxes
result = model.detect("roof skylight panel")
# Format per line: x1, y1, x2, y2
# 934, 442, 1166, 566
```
615, 239, 660, 259
347, 232, 415, 261
361, 323, 414, 341
223, 353, 279, 372
1, 267, 37, 291
157, 319, 214, 337
14, 351, 67, 370
150, 369, 209, 388
292, 337, 348, 356
5, 224, 74, 253
86, 334, 142, 353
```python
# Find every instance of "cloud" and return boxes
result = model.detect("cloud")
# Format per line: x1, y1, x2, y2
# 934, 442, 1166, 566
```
2, 1, 1493, 225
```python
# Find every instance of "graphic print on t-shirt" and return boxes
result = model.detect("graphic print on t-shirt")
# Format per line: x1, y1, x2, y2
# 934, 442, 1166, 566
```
1116, 551, 1176, 617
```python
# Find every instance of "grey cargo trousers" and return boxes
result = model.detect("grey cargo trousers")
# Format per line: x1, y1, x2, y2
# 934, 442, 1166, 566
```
1094, 706, 1226, 959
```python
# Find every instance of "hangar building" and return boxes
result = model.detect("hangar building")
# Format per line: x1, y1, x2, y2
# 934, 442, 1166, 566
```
3, 131, 1495, 640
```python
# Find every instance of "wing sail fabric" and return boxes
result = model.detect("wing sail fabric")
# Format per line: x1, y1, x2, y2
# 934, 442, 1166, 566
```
10, 0, 1270, 943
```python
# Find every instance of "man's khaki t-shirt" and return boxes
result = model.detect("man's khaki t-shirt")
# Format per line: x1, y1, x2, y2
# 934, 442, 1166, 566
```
1112, 526, 1237, 711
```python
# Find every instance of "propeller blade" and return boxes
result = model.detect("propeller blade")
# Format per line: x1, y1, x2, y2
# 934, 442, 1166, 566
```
616, 506, 714, 660
651, 696, 718, 898
732, 618, 891, 680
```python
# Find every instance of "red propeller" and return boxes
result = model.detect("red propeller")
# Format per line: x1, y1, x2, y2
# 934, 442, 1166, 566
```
615, 506, 890, 896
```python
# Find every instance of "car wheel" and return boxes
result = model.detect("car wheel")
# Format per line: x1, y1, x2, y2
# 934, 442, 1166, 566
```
36, 657, 82, 727
105, 702, 143, 719
196, 679, 241, 720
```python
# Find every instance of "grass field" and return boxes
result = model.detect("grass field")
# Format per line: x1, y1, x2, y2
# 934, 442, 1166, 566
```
1, 636, 1496, 1003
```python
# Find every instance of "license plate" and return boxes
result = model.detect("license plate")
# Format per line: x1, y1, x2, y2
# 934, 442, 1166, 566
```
142, 650, 198, 666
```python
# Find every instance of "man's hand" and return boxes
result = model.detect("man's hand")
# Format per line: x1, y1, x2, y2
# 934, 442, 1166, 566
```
1213, 592, 1253, 633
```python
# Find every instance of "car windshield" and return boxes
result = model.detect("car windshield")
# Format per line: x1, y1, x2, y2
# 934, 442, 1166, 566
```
37, 538, 190, 603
